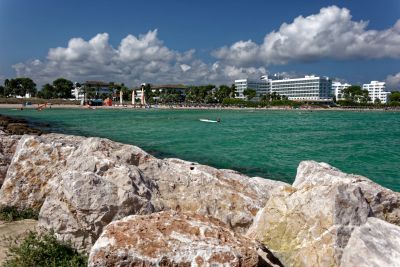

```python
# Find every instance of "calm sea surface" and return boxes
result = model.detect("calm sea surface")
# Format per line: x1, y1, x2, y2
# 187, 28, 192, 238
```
1, 108, 399, 191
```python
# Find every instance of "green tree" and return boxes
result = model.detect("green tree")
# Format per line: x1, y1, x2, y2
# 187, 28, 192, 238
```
144, 83, 153, 104
243, 88, 257, 100
230, 84, 236, 98
185, 85, 215, 103
0, 85, 4, 96
374, 98, 381, 105
215, 85, 231, 103
37, 83, 56, 99
4, 78, 36, 97
52, 78, 73, 98
342, 85, 370, 103
389, 91, 400, 102
108, 82, 115, 96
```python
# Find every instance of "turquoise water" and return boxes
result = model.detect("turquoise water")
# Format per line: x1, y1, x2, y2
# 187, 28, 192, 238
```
1, 108, 399, 191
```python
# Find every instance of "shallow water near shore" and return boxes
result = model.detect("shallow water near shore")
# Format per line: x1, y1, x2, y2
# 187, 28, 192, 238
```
1, 108, 399, 191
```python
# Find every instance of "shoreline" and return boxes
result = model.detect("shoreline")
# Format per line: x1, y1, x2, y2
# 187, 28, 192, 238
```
0, 103, 399, 111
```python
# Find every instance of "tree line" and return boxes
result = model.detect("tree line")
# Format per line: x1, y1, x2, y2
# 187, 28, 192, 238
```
1, 77, 400, 106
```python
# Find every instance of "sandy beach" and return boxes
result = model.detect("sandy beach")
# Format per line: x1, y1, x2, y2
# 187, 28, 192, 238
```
0, 103, 398, 112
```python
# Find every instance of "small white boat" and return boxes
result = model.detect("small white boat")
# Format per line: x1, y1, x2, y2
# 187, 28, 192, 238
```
199, 119, 218, 123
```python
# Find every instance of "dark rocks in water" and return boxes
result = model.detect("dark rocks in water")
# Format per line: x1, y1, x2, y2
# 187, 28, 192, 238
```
0, 115, 42, 135
6, 123, 42, 135
0, 115, 26, 126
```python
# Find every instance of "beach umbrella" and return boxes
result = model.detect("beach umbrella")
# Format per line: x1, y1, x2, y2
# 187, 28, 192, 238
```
120, 90, 123, 105
132, 90, 135, 105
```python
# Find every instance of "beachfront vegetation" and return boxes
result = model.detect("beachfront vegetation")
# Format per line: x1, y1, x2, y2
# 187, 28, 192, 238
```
1, 76, 399, 108
37, 78, 74, 99
222, 98, 301, 108
390, 91, 400, 101
4, 231, 87, 267
341, 85, 370, 104
389, 91, 400, 106
2, 78, 37, 98
0, 206, 39, 221
243, 88, 257, 100
0, 97, 80, 105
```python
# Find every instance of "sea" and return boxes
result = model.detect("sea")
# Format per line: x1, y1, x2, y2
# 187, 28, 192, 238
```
1, 108, 399, 191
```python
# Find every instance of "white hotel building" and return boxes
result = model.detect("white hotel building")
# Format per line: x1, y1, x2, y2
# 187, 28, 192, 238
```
235, 78, 271, 100
332, 82, 351, 101
235, 75, 332, 102
363, 81, 389, 104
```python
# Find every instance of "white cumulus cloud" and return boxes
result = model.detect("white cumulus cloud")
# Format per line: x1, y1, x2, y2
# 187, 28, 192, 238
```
386, 73, 400, 91
213, 6, 400, 66
13, 30, 262, 86
13, 6, 399, 87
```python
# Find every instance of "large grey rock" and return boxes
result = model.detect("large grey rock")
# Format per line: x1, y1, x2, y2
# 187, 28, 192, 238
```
39, 166, 154, 252
0, 134, 156, 252
247, 180, 371, 266
340, 217, 400, 267
89, 211, 280, 266
139, 157, 289, 234
0, 133, 289, 252
0, 134, 80, 208
295, 161, 400, 226
0, 133, 20, 188
247, 160, 400, 266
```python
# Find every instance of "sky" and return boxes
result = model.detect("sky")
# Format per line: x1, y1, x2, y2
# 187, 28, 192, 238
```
0, 0, 399, 90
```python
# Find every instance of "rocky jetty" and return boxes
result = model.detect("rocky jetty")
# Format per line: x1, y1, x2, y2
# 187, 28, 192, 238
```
0, 129, 399, 266
0, 133, 283, 253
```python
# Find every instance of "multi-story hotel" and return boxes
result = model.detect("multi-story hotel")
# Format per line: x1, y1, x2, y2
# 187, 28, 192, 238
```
234, 78, 271, 100
362, 81, 390, 104
332, 82, 351, 101
235, 75, 332, 101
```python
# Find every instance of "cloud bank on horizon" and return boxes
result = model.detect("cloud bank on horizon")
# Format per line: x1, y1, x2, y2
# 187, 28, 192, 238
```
12, 6, 400, 89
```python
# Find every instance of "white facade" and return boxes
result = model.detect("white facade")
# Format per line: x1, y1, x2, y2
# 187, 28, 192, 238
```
270, 75, 332, 101
234, 79, 270, 100
332, 82, 351, 101
362, 81, 389, 104
235, 75, 332, 101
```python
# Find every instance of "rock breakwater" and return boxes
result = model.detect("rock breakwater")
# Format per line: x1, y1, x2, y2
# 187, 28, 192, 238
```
0, 130, 399, 266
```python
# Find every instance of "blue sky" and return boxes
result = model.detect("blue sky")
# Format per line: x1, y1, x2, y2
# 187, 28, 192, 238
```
0, 0, 399, 89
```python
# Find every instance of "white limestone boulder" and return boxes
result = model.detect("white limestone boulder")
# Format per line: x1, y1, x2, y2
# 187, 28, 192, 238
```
0, 134, 81, 208
0, 133, 20, 188
295, 161, 400, 226
247, 160, 400, 266
88, 211, 282, 266
0, 134, 156, 252
340, 217, 400, 267
139, 157, 289, 234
